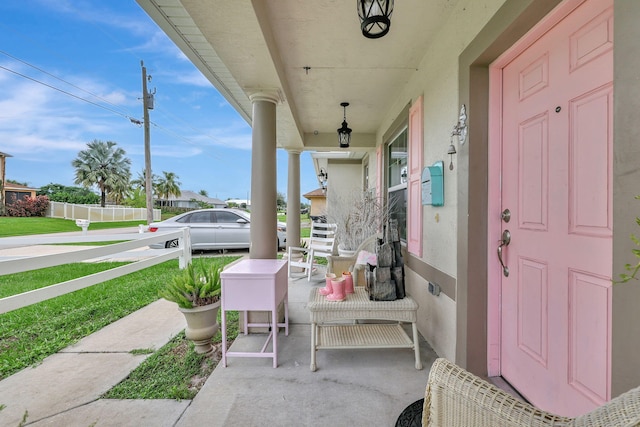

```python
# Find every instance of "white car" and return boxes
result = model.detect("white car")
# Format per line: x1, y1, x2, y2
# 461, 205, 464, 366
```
148, 208, 286, 251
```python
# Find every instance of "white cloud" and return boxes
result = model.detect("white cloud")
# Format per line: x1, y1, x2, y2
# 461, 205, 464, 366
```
192, 122, 253, 151
170, 70, 211, 88
0, 62, 134, 156
145, 143, 202, 159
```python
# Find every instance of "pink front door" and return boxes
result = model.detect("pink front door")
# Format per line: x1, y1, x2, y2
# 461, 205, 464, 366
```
499, 0, 613, 417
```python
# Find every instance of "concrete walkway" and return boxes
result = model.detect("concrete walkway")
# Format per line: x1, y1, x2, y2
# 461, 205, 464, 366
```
0, 300, 189, 427
0, 233, 438, 426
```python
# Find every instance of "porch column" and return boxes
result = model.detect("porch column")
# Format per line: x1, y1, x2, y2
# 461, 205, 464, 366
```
249, 91, 279, 259
286, 149, 301, 250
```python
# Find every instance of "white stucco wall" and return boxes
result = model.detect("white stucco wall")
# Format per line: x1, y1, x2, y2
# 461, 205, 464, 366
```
377, 0, 508, 359
324, 161, 363, 215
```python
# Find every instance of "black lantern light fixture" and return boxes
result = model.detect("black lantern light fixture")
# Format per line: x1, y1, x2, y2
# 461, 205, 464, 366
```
318, 167, 328, 193
317, 167, 328, 183
337, 102, 352, 148
357, 0, 394, 39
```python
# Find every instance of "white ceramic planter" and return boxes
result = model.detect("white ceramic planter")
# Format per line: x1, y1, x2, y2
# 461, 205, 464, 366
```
337, 244, 357, 257
179, 301, 221, 355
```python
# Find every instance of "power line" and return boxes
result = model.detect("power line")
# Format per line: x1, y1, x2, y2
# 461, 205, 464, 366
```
0, 64, 140, 122
0, 50, 133, 119
0, 61, 225, 159
0, 60, 240, 164
0, 16, 240, 160
87, 18, 239, 151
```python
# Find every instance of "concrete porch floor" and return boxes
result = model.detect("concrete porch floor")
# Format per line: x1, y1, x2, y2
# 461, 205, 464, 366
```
0, 266, 438, 427
178, 274, 439, 426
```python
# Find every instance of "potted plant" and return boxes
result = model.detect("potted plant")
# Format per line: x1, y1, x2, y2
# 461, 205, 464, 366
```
327, 189, 390, 256
159, 260, 222, 355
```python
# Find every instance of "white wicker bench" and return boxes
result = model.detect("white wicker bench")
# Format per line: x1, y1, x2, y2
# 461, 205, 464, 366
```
307, 287, 422, 372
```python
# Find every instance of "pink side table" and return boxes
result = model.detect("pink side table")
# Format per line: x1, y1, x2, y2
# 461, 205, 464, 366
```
220, 259, 288, 368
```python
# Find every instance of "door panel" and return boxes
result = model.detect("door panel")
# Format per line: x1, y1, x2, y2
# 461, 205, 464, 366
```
499, 0, 613, 417
186, 211, 216, 249
213, 211, 250, 248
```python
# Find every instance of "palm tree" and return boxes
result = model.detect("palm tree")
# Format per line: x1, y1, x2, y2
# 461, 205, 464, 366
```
107, 179, 130, 205
131, 169, 152, 190
156, 171, 181, 207
72, 140, 131, 207
131, 169, 159, 195
198, 189, 208, 197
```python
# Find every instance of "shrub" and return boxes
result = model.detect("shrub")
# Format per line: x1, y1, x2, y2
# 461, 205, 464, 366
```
37, 183, 100, 204
7, 195, 50, 217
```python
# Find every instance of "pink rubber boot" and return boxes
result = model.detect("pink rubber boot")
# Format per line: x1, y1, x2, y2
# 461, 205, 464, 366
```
342, 271, 354, 294
327, 277, 346, 301
319, 273, 335, 296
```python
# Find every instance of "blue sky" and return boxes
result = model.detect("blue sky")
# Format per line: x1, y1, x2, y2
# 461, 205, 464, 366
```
0, 0, 317, 202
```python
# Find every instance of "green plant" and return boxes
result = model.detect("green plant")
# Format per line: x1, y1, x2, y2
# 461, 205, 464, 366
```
159, 261, 222, 308
130, 348, 155, 355
6, 195, 50, 217
618, 196, 640, 283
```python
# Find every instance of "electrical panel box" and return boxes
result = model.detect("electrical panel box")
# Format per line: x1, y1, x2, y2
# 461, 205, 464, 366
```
421, 161, 444, 206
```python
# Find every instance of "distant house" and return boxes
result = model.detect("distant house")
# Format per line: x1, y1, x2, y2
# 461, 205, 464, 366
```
161, 190, 226, 209
4, 182, 38, 205
0, 151, 38, 211
303, 188, 326, 221
226, 199, 250, 209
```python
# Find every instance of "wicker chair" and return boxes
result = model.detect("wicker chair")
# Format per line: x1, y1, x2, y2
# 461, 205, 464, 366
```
422, 358, 640, 427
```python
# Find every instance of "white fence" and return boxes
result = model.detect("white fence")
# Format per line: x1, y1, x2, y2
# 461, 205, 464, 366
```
0, 229, 191, 314
47, 201, 161, 222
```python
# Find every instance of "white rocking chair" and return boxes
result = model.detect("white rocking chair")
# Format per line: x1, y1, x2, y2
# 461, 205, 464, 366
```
287, 222, 337, 281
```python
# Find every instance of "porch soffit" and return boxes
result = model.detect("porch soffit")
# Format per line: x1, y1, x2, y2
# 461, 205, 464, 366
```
136, 0, 461, 152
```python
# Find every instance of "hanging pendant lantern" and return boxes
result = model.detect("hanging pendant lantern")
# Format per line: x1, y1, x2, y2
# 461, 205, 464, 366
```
337, 102, 352, 148
357, 0, 394, 39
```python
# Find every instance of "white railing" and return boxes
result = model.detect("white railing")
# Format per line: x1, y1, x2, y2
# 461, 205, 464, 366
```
47, 201, 161, 222
0, 229, 191, 314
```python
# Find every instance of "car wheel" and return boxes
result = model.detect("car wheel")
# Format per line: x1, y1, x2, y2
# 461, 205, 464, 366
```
165, 239, 179, 248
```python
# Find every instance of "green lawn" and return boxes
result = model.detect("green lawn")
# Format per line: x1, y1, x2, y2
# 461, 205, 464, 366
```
0, 217, 146, 238
103, 310, 239, 400
0, 256, 239, 382
0, 215, 311, 238
0, 215, 302, 398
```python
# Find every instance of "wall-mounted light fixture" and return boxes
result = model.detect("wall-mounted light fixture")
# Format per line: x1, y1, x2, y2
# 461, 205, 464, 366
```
318, 167, 328, 193
452, 104, 468, 145
318, 167, 328, 183
447, 104, 468, 170
337, 102, 352, 148
357, 0, 394, 39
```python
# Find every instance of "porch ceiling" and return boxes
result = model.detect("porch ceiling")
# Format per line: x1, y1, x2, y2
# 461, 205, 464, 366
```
136, 0, 460, 153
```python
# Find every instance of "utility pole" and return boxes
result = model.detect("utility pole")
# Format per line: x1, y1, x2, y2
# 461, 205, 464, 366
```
141, 61, 154, 225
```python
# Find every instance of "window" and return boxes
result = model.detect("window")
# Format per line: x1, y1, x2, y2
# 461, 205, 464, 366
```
215, 211, 243, 224
189, 212, 212, 223
387, 128, 408, 241
363, 162, 370, 190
